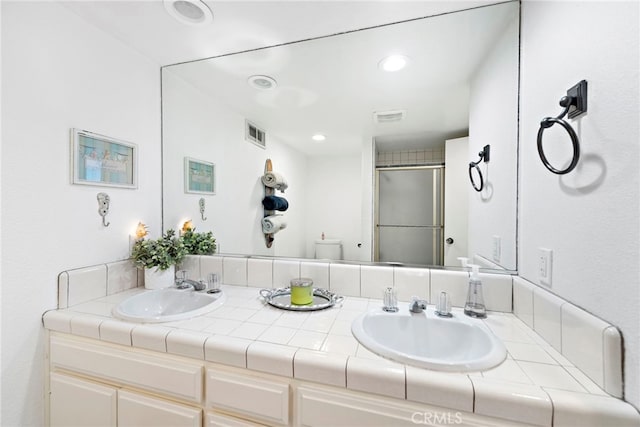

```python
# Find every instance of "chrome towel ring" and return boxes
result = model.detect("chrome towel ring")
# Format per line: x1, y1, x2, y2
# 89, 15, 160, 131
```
537, 80, 587, 175
469, 145, 490, 192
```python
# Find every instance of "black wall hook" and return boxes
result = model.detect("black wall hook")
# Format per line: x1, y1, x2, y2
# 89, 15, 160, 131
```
537, 80, 587, 175
469, 145, 490, 192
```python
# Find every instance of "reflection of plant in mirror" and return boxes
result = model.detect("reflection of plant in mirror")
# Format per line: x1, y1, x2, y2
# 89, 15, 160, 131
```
181, 229, 217, 255
132, 229, 187, 271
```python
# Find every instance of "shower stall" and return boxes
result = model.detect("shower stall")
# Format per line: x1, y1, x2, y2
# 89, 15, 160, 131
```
374, 166, 444, 265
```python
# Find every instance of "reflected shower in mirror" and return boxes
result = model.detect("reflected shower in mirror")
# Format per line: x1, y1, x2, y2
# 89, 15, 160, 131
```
162, 1, 519, 271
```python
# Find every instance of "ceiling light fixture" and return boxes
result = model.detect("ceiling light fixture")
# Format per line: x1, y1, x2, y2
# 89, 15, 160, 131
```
247, 75, 277, 90
378, 55, 410, 72
164, 0, 213, 26
312, 134, 326, 142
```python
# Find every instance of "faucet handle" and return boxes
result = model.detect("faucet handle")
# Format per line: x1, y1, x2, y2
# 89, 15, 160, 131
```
382, 287, 399, 312
409, 296, 427, 313
435, 291, 453, 317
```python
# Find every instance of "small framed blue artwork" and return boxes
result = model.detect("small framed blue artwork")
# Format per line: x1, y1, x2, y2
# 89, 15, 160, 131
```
71, 128, 137, 189
184, 157, 215, 195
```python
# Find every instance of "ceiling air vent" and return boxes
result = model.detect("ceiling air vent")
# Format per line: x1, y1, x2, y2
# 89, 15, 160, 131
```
245, 120, 266, 149
373, 110, 406, 123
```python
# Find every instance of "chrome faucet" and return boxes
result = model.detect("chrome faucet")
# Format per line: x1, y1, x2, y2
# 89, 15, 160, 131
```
409, 297, 428, 313
175, 270, 207, 291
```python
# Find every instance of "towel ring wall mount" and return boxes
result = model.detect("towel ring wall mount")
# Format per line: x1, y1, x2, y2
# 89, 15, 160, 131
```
537, 80, 587, 175
469, 145, 490, 192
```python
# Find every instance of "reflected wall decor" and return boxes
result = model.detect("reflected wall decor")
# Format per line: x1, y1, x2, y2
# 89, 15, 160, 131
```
184, 157, 216, 194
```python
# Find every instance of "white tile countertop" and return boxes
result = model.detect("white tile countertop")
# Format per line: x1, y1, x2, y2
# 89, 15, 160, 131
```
43, 284, 640, 427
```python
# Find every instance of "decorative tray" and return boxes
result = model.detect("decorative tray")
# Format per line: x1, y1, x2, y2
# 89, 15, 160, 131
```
259, 287, 344, 311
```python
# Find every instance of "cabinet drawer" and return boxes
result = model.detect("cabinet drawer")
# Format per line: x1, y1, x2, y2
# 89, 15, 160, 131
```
50, 372, 117, 427
50, 335, 203, 403
206, 368, 290, 426
206, 411, 267, 427
119, 390, 202, 427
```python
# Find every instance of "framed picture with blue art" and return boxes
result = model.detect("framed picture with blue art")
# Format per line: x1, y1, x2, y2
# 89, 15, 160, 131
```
184, 157, 215, 195
70, 128, 137, 189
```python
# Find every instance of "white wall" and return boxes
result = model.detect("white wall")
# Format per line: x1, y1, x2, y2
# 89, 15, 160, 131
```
467, 11, 519, 270
519, 1, 639, 408
1, 2, 161, 425
162, 70, 309, 258
304, 155, 362, 260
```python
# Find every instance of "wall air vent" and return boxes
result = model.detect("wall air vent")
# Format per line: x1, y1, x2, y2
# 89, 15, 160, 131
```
373, 110, 406, 123
245, 120, 266, 149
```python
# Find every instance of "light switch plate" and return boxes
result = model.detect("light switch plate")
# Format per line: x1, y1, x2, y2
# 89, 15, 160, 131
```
538, 248, 553, 287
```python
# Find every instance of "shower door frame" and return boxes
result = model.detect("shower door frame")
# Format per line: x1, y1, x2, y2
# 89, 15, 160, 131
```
373, 165, 445, 266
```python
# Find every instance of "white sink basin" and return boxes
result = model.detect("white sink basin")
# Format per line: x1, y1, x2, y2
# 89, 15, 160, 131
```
351, 308, 506, 372
112, 288, 226, 323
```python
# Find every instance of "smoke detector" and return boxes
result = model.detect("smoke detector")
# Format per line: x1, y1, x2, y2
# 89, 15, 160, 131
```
373, 110, 406, 123
164, 0, 213, 26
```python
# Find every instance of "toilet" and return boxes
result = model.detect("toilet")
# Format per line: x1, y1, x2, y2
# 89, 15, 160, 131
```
315, 239, 342, 260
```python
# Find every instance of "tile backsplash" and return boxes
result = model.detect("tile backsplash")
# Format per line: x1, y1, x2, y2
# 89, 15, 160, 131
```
55, 254, 623, 401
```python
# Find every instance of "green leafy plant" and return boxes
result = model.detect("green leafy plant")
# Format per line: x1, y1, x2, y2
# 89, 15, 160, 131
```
181, 229, 217, 255
131, 229, 187, 271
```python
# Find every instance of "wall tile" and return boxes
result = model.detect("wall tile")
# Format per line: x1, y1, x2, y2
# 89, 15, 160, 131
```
180, 255, 201, 278
603, 326, 623, 398
561, 303, 609, 391
329, 264, 360, 297
513, 276, 535, 328
247, 258, 273, 288
200, 255, 223, 281
67, 265, 108, 307
479, 273, 512, 312
360, 265, 394, 299
393, 267, 429, 303
223, 257, 248, 286
106, 260, 138, 295
273, 259, 300, 288
533, 288, 564, 351
58, 272, 69, 309
300, 261, 329, 290
430, 270, 468, 307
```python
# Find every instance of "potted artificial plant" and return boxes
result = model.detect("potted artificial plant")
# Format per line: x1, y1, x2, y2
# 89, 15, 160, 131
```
132, 229, 186, 289
181, 227, 217, 255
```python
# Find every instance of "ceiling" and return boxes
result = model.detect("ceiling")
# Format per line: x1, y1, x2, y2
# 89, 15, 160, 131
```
60, 0, 508, 66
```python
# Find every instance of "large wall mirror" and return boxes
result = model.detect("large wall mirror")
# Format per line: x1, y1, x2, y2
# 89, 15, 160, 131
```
162, 1, 519, 272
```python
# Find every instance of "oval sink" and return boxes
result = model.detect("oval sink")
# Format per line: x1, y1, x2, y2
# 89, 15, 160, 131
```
351, 308, 506, 372
112, 288, 226, 323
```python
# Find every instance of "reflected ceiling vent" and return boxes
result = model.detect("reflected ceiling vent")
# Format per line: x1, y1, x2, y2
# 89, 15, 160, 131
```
373, 110, 406, 123
245, 120, 266, 149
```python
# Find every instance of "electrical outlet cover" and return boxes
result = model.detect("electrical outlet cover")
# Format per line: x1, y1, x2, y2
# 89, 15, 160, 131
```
539, 248, 553, 287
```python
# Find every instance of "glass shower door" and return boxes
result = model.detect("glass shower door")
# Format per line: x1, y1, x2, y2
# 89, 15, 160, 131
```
375, 167, 444, 265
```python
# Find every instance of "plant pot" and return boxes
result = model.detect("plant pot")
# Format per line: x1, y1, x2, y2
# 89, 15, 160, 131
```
144, 265, 175, 290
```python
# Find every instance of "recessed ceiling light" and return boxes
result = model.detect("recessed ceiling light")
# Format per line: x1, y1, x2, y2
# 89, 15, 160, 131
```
312, 134, 326, 142
247, 75, 277, 90
378, 55, 410, 72
164, 0, 213, 26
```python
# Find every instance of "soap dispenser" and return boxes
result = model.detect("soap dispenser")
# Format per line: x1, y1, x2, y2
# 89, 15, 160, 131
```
464, 264, 486, 318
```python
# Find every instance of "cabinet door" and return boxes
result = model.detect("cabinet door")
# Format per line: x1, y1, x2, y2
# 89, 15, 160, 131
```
50, 372, 117, 427
118, 390, 202, 427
